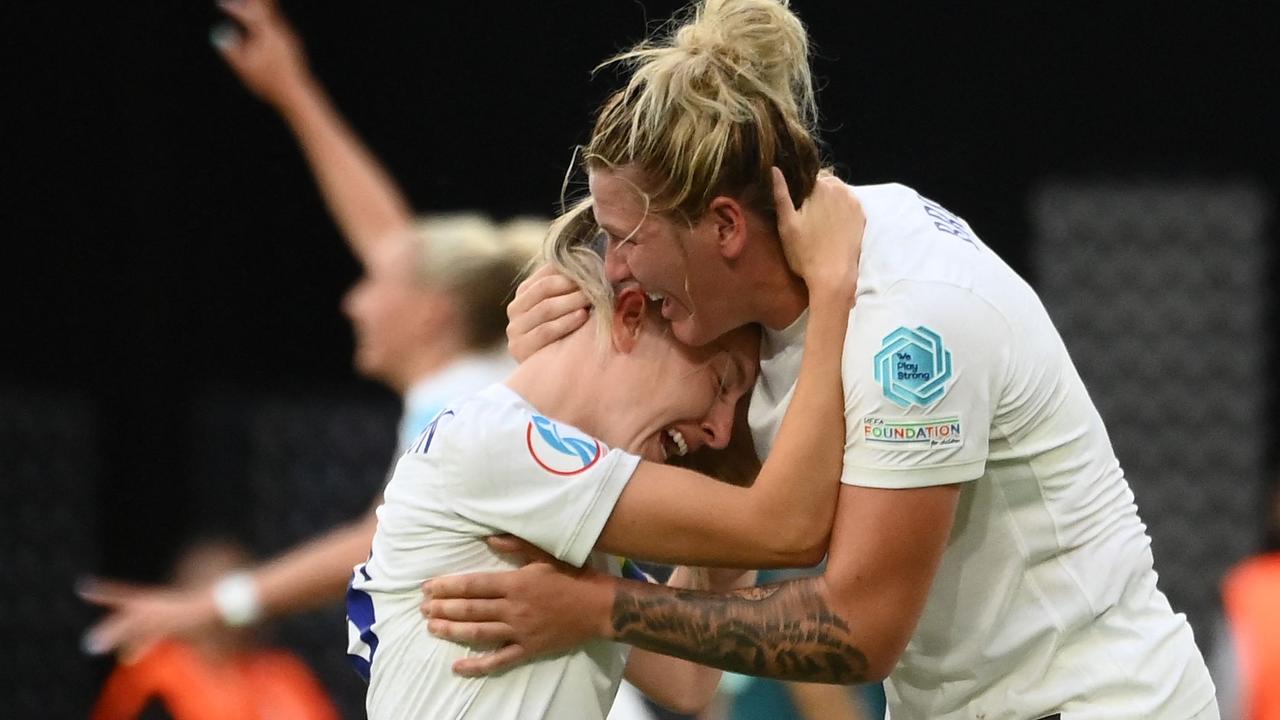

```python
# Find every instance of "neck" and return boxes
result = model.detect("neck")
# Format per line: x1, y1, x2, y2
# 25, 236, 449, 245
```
751, 266, 809, 331
739, 227, 811, 331
504, 328, 606, 432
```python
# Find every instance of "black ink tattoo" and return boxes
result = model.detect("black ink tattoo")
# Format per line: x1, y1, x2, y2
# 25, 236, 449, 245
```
611, 577, 869, 683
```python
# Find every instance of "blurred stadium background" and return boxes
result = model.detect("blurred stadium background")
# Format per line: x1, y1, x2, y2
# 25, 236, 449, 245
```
0, 1, 1274, 718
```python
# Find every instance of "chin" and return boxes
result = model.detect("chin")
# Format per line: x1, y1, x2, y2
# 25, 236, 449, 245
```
672, 319, 716, 348
352, 351, 384, 381
637, 443, 663, 463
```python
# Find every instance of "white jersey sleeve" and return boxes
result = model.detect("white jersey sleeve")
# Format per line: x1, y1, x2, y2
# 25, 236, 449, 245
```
841, 279, 1010, 488
427, 406, 640, 567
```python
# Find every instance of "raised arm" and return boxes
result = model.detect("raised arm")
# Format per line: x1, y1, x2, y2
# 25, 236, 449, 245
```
214, 0, 412, 263
590, 172, 863, 568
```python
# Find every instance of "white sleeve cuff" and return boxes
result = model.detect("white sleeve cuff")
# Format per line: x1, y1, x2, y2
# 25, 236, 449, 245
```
841, 459, 985, 489
558, 450, 641, 567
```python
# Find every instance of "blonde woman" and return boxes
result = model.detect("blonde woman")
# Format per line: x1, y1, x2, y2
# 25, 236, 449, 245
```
348, 168, 863, 719
425, 2, 1219, 719
81, 0, 536, 658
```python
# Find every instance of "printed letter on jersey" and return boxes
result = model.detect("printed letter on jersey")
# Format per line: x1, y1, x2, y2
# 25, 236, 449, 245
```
874, 326, 954, 408
526, 415, 603, 475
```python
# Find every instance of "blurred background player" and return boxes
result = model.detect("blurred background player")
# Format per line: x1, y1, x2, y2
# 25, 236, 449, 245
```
80, 0, 539, 660
90, 538, 338, 720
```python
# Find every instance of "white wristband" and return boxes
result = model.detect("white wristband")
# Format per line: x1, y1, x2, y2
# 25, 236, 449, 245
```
211, 572, 262, 627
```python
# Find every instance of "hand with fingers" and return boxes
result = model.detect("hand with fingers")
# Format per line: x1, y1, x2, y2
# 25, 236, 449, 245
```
77, 578, 220, 662
505, 264, 592, 362
420, 536, 614, 677
771, 167, 865, 303
211, 0, 311, 108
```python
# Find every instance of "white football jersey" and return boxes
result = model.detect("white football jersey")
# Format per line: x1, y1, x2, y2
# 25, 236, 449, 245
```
749, 183, 1217, 720
348, 383, 640, 720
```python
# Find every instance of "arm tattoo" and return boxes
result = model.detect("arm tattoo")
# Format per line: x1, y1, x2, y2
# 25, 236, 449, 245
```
611, 577, 869, 683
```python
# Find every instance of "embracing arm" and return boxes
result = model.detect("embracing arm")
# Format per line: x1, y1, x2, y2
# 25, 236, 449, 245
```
604, 482, 960, 682
428, 482, 961, 680
215, 0, 412, 263
595, 291, 845, 568
622, 566, 756, 715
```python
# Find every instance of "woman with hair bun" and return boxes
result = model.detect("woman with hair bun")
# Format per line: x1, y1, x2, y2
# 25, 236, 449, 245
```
425, 1, 1220, 718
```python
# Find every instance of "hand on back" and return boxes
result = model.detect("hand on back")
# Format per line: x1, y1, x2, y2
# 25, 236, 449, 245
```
421, 536, 610, 676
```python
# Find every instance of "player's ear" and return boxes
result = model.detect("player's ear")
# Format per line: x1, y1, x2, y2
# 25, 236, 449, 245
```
611, 285, 648, 353
706, 195, 748, 260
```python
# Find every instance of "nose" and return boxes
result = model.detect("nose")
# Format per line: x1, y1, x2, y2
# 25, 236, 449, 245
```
699, 401, 735, 451
603, 245, 633, 284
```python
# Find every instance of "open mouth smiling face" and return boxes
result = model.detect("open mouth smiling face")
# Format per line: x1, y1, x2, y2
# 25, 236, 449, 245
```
626, 319, 760, 466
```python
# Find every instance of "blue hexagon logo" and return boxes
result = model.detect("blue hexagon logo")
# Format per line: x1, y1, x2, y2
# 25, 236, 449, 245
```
873, 326, 954, 408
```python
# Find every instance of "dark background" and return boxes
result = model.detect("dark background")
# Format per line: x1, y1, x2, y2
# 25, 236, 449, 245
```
1, 0, 1276, 714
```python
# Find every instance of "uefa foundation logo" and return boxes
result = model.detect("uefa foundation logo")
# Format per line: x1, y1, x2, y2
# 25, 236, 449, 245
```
874, 326, 954, 408
526, 415, 602, 475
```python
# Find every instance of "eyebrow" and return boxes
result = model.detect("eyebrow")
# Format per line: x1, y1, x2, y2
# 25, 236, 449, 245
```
730, 351, 752, 390
715, 351, 742, 391
731, 356, 746, 389
600, 223, 632, 243
602, 212, 651, 243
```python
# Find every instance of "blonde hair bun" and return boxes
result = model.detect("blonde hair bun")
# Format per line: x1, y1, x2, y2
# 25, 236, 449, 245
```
669, 0, 815, 126
587, 0, 822, 220
540, 0, 823, 329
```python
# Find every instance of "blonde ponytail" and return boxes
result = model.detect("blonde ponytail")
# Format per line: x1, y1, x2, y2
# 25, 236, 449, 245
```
586, 0, 822, 221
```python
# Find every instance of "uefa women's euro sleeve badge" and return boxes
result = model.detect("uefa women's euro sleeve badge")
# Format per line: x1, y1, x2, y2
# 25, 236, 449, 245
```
526, 415, 603, 475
